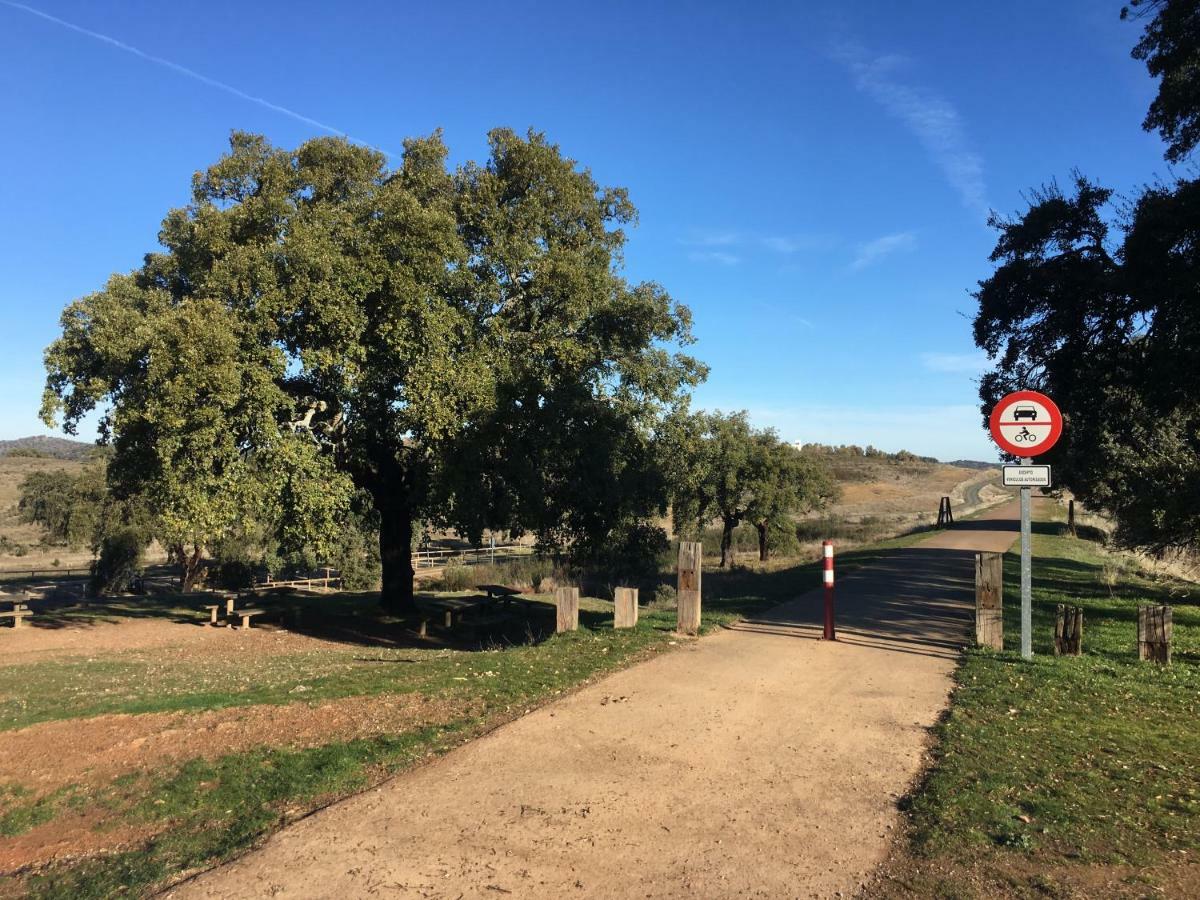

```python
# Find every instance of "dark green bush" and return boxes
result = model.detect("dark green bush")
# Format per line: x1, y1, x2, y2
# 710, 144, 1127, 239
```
90, 527, 144, 595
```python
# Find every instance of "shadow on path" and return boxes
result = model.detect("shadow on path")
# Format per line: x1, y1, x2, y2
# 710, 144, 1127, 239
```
725, 502, 1025, 661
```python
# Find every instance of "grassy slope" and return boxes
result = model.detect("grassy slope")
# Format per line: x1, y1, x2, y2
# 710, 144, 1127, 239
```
881, 507, 1200, 898
1, 529, 934, 899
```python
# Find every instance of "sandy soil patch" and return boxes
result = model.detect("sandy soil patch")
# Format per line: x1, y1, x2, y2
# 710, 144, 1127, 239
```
0, 617, 349, 666
0, 693, 474, 800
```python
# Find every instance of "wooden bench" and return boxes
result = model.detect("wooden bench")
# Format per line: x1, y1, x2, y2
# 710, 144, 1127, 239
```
477, 584, 524, 606
0, 609, 32, 628
203, 604, 223, 626
234, 608, 265, 629
415, 596, 490, 637
1, 596, 33, 628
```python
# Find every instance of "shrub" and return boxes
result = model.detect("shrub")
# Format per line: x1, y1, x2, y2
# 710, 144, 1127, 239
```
90, 527, 144, 595
440, 562, 473, 592
651, 583, 677, 609
0, 536, 28, 557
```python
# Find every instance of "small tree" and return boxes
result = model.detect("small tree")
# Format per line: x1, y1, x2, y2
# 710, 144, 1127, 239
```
18, 466, 106, 548
745, 438, 836, 561
669, 412, 836, 567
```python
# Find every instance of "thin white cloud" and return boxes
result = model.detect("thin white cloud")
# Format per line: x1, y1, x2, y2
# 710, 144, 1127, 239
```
852, 231, 916, 269
680, 232, 742, 247
761, 234, 837, 254
688, 250, 741, 266
1, 0, 395, 157
834, 42, 987, 218
920, 351, 989, 374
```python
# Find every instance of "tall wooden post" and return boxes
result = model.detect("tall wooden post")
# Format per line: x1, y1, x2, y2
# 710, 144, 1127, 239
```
1053, 604, 1083, 656
974, 551, 1003, 650
555, 586, 579, 633
1138, 605, 1172, 663
614, 587, 638, 629
677, 542, 702, 636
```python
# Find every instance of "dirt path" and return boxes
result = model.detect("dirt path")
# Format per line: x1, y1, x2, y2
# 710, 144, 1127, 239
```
169, 502, 1028, 900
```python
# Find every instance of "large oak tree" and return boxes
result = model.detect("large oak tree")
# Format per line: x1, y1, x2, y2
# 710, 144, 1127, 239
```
42, 129, 703, 607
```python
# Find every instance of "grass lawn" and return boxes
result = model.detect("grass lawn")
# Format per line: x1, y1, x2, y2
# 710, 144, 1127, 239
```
0, 526, 939, 900
879, 505, 1200, 899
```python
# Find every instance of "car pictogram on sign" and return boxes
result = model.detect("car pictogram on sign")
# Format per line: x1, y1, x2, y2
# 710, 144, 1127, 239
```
1013, 405, 1037, 421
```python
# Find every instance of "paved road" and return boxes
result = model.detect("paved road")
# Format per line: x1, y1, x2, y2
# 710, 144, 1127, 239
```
170, 502, 1025, 900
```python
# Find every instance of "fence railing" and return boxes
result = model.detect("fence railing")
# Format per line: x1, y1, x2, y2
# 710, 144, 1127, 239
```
411, 545, 536, 571
0, 567, 89, 580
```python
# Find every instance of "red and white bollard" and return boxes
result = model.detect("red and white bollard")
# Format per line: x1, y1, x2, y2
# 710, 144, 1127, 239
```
822, 540, 836, 641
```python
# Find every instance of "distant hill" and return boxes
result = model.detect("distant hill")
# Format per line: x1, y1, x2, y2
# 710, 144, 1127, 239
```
947, 459, 998, 470
0, 435, 96, 461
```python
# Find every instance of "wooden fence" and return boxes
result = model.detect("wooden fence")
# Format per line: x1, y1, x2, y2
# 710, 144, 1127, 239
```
410, 544, 538, 571
0, 567, 89, 580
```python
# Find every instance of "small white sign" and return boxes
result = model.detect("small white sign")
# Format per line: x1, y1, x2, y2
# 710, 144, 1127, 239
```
1003, 465, 1051, 487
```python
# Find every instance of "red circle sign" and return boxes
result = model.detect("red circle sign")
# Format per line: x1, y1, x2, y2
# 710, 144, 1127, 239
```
989, 390, 1062, 457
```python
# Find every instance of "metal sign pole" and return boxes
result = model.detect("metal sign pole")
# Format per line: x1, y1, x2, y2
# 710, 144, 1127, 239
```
1020, 455, 1032, 660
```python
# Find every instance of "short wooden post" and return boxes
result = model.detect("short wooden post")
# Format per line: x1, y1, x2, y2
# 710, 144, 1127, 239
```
614, 587, 638, 628
555, 586, 579, 633
677, 542, 702, 636
1067, 499, 1076, 537
974, 551, 1003, 650
1138, 605, 1172, 663
1053, 604, 1083, 656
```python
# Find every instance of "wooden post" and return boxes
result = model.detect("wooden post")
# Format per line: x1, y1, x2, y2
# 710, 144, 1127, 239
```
1138, 605, 1172, 663
555, 586, 579, 633
974, 551, 1003, 650
1053, 604, 1083, 656
614, 587, 638, 629
1067, 499, 1076, 537
677, 542, 702, 636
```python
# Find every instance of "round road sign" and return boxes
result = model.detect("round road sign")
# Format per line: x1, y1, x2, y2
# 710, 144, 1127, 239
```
989, 390, 1062, 457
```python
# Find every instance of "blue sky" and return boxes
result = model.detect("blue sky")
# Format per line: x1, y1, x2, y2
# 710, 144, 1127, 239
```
0, 1, 1169, 460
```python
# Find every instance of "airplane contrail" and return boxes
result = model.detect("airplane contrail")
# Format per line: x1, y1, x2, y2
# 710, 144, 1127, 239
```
1, 0, 396, 157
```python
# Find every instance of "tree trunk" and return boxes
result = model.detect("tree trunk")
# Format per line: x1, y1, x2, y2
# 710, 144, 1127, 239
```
179, 545, 204, 593
756, 522, 769, 561
378, 499, 416, 613
720, 518, 734, 568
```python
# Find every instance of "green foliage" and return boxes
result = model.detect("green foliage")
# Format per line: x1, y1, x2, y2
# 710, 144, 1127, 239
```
651, 582, 678, 609
42, 129, 702, 609
18, 466, 106, 548
1124, 0, 1200, 163
669, 411, 837, 566
90, 527, 144, 595
975, 173, 1200, 555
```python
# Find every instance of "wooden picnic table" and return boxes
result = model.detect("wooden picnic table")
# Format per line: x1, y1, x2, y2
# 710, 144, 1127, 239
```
475, 584, 529, 607
413, 588, 535, 637
0, 595, 34, 628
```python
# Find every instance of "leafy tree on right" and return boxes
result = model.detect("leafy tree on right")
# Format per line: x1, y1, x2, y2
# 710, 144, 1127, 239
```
974, 0, 1200, 553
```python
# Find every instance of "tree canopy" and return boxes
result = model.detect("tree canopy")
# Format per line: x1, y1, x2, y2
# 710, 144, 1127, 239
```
973, 2, 1200, 554
669, 412, 836, 566
1124, 0, 1200, 162
42, 129, 704, 605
